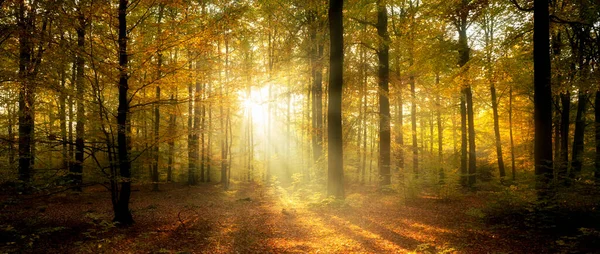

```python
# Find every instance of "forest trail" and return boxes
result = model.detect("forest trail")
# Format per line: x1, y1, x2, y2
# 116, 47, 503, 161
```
1, 182, 550, 253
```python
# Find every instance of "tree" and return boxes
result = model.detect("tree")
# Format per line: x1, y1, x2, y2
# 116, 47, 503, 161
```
308, 2, 324, 166
72, 3, 87, 191
481, 1, 505, 179
533, 0, 553, 191
17, 0, 38, 184
114, 0, 134, 226
376, 0, 391, 186
453, 0, 476, 187
151, 3, 165, 192
327, 0, 344, 199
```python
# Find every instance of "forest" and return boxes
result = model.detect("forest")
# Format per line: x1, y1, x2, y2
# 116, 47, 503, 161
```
1, 0, 599, 252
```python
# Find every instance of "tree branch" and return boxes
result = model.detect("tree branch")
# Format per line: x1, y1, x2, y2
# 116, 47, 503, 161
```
509, 0, 534, 12
350, 17, 376, 27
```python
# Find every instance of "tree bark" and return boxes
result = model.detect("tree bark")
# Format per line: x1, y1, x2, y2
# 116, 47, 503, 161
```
509, 84, 516, 180
457, 2, 475, 187
460, 92, 468, 187
114, 0, 133, 226
327, 0, 344, 199
595, 90, 600, 181
377, 0, 391, 186
152, 3, 164, 191
187, 56, 196, 185
309, 8, 324, 165
436, 73, 444, 183
72, 9, 86, 191
17, 0, 34, 183
533, 0, 553, 192
571, 92, 587, 178
395, 56, 404, 173
558, 92, 570, 179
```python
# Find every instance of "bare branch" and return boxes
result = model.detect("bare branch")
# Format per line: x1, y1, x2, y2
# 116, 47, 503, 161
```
509, 0, 534, 12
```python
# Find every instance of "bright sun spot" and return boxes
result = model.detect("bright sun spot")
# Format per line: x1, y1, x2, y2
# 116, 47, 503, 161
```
239, 85, 270, 126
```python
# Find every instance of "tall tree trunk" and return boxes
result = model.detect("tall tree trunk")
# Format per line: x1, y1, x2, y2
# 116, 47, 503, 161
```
193, 70, 202, 184
509, 84, 516, 180
58, 33, 68, 171
571, 92, 587, 178
207, 81, 212, 183
309, 9, 324, 165
17, 0, 34, 183
152, 3, 164, 191
362, 84, 368, 184
595, 90, 600, 181
114, 0, 133, 226
466, 83, 476, 186
436, 73, 444, 183
483, 1, 505, 180
377, 0, 391, 186
559, 92, 570, 179
533, 0, 553, 192
8, 102, 15, 167
460, 93, 468, 187
200, 96, 206, 183
457, 4, 475, 187
221, 38, 229, 190
570, 16, 590, 180
327, 0, 344, 199
395, 56, 404, 173
187, 56, 196, 185
72, 10, 86, 191
410, 74, 417, 178
357, 44, 365, 182
167, 94, 176, 182
491, 82, 505, 179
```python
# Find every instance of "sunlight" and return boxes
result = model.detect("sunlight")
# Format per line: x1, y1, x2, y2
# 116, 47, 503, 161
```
238, 85, 270, 127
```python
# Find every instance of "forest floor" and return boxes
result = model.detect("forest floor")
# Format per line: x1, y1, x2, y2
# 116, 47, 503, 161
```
0, 181, 554, 253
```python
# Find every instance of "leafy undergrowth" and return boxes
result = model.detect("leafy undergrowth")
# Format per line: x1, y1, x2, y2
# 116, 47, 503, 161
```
0, 182, 553, 253
482, 183, 600, 253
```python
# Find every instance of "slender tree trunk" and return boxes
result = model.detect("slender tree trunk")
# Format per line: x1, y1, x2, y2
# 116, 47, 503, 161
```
559, 92, 570, 179
69, 60, 75, 169
327, 0, 344, 198
221, 38, 229, 190
490, 82, 505, 178
17, 0, 34, 183
509, 84, 516, 180
483, 4, 504, 180
554, 96, 560, 166
377, 0, 391, 186
533, 0, 553, 192
396, 56, 404, 173
571, 92, 587, 178
200, 97, 206, 183
595, 90, 600, 181
167, 95, 175, 182
193, 72, 202, 184
72, 10, 86, 191
59, 54, 68, 170
207, 81, 212, 183
460, 94, 468, 187
357, 45, 365, 182
8, 102, 15, 167
436, 74, 444, 183
114, 0, 133, 226
362, 88, 368, 184
152, 4, 164, 191
309, 9, 324, 165
187, 56, 196, 185
457, 6, 474, 187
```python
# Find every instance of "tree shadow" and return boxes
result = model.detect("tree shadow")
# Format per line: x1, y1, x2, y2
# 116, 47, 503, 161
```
312, 208, 423, 252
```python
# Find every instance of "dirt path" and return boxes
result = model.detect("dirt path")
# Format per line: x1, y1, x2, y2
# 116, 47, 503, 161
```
1, 182, 550, 253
